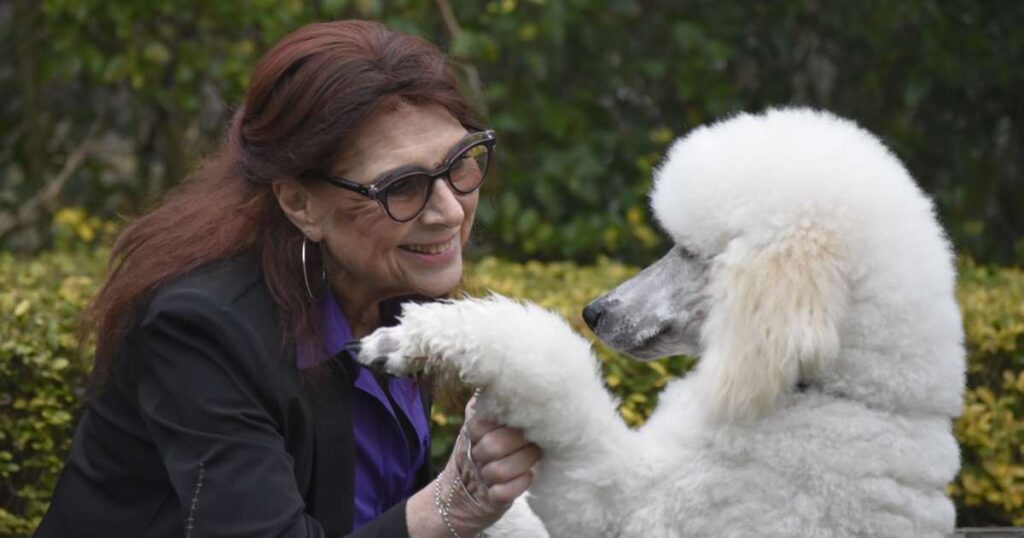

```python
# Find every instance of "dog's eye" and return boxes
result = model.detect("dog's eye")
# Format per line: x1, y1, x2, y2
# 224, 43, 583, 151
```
676, 244, 695, 259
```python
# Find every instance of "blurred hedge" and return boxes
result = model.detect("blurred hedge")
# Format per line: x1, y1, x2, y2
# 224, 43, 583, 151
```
952, 259, 1024, 526
1, 214, 1022, 534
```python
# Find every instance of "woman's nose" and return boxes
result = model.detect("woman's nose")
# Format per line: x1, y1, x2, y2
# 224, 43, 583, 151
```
420, 178, 465, 226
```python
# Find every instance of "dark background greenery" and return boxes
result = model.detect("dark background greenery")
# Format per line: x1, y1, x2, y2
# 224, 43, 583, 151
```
2, 0, 1022, 265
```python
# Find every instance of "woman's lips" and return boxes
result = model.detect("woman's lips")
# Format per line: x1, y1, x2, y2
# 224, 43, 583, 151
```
399, 236, 458, 264
400, 237, 455, 254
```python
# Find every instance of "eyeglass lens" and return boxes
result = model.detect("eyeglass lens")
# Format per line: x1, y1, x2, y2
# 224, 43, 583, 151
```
384, 141, 491, 221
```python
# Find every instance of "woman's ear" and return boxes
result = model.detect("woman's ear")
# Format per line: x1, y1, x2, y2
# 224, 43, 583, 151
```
273, 179, 324, 242
697, 227, 848, 422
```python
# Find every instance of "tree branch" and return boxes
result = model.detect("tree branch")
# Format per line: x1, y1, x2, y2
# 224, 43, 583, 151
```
432, 0, 489, 116
0, 118, 104, 242
435, 0, 462, 38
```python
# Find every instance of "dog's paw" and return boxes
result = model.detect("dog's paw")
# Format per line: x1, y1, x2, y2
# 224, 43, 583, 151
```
350, 325, 424, 377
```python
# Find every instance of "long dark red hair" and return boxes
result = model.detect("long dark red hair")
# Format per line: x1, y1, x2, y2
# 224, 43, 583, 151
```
85, 20, 482, 388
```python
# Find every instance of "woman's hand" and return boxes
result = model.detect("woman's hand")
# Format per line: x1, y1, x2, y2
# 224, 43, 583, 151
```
407, 393, 542, 537
459, 415, 540, 505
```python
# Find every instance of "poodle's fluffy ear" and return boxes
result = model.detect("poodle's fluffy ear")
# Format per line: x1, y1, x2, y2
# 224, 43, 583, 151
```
698, 226, 848, 422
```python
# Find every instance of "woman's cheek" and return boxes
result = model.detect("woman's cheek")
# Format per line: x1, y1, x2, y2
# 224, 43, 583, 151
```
460, 196, 479, 244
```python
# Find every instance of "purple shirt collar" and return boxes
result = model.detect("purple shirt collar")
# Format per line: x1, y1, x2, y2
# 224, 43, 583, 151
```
297, 292, 432, 531
296, 291, 410, 370
296, 292, 350, 370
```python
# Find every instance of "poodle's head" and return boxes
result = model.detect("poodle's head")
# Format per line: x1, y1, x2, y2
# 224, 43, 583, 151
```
585, 108, 963, 422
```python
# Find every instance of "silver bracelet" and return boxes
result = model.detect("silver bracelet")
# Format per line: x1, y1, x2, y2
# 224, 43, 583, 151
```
457, 430, 486, 509
433, 469, 482, 538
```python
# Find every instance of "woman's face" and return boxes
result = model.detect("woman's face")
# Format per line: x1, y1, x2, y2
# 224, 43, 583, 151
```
301, 104, 478, 307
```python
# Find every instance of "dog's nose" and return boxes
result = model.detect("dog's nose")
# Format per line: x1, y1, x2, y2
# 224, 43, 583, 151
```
582, 302, 605, 331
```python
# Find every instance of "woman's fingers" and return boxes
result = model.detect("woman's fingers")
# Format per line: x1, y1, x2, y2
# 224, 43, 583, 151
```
463, 415, 500, 444
478, 442, 542, 485
486, 470, 535, 504
467, 422, 529, 463
436, 397, 545, 534
461, 415, 543, 505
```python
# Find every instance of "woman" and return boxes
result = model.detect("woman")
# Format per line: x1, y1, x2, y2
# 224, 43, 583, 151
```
36, 20, 541, 538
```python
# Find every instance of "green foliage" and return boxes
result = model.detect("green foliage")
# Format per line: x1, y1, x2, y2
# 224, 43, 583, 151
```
1, 232, 1022, 533
1, 0, 321, 249
0, 209, 110, 535
951, 259, 1024, 526
2, 1, 1022, 263
456, 1, 1024, 264
0, 257, 103, 535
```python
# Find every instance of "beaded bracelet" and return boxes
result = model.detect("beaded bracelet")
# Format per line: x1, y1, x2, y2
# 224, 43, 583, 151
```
433, 469, 482, 538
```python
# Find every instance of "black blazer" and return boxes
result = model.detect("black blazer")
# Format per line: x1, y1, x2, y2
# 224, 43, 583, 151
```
35, 255, 431, 538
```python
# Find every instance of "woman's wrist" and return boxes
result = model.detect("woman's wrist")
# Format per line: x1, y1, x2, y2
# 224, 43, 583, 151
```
434, 468, 484, 538
406, 471, 486, 538
409, 396, 540, 538
405, 484, 445, 538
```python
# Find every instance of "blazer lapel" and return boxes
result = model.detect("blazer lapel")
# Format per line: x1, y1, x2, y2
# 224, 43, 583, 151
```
308, 360, 355, 537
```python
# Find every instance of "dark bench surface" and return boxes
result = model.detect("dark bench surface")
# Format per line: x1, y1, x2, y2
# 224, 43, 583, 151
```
952, 529, 1024, 537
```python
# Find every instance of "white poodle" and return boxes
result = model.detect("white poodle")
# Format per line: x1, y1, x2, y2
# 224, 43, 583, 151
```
356, 108, 965, 537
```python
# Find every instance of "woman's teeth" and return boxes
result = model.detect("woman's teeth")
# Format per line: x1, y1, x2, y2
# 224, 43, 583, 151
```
402, 239, 451, 254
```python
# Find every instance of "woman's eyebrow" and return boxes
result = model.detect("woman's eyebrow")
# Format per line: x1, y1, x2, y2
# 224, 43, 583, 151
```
369, 135, 470, 183
370, 164, 425, 184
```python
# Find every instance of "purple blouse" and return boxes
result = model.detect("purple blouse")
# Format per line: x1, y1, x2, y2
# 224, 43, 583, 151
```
297, 292, 431, 532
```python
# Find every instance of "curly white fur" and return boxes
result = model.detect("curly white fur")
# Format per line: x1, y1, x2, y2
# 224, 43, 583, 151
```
357, 108, 965, 537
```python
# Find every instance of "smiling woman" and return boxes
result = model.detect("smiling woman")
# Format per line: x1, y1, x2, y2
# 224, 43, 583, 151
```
275, 104, 486, 335
35, 20, 542, 538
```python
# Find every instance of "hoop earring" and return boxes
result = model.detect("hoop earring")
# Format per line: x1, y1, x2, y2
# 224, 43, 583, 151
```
302, 237, 326, 301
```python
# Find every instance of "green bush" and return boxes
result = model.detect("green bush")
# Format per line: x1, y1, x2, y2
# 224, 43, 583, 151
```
0, 252, 104, 536
1, 232, 1022, 533
951, 259, 1024, 526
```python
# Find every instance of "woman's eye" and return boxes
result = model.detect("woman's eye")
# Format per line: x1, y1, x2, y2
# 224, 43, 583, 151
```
388, 178, 421, 197
450, 156, 468, 174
